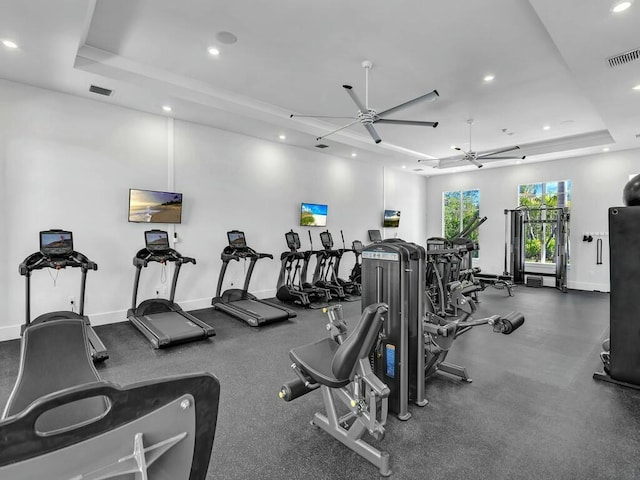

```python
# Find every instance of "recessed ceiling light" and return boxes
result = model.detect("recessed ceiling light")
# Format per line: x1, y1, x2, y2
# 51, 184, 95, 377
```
483, 74, 495, 82
402, 165, 406, 169
611, 1, 632, 13
278, 134, 286, 140
543, 125, 551, 130
450, 145, 457, 150
603, 147, 610, 152
207, 46, 220, 56
2, 39, 18, 49
162, 105, 172, 112
351, 152, 357, 157
633, 84, 640, 90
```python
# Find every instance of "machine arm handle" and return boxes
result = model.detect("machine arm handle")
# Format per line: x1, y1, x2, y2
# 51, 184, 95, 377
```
221, 253, 241, 262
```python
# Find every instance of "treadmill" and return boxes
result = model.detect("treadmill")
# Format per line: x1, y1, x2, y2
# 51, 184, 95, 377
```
128, 230, 215, 348
19, 229, 108, 363
212, 230, 297, 326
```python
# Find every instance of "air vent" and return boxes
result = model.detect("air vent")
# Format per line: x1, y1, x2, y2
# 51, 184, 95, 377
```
89, 85, 112, 96
314, 144, 329, 149
607, 48, 640, 68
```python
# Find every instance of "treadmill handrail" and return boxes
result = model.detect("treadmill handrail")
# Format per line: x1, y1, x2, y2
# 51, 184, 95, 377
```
20, 251, 97, 275
133, 248, 195, 267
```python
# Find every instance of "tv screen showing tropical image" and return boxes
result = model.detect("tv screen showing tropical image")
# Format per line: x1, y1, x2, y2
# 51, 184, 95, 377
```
300, 202, 328, 227
383, 209, 401, 228
145, 230, 170, 252
40, 230, 73, 256
129, 189, 183, 224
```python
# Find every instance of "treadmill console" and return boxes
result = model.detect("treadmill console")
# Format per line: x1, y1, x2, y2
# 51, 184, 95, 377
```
368, 230, 382, 242
40, 230, 74, 258
145, 230, 171, 253
285, 231, 301, 252
227, 230, 248, 250
352, 240, 364, 254
320, 231, 334, 250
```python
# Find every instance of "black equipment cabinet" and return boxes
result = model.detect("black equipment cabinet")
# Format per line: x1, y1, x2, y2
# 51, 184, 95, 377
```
361, 240, 426, 420
601, 207, 640, 386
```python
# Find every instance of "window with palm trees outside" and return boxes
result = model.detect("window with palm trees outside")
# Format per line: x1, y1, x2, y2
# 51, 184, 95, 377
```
443, 189, 480, 258
518, 180, 571, 264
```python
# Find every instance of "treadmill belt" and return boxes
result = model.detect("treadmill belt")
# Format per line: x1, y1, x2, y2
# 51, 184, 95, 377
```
232, 299, 289, 322
142, 312, 207, 342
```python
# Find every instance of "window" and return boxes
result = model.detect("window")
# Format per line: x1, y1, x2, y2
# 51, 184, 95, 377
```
443, 189, 480, 257
517, 180, 571, 263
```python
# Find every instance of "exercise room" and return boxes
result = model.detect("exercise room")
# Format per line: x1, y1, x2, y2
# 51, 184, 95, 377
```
1, 1, 639, 479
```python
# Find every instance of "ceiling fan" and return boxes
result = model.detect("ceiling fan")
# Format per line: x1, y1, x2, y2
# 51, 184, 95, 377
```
290, 60, 439, 144
451, 119, 525, 168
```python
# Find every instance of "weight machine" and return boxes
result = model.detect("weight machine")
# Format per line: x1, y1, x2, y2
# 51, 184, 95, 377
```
504, 207, 570, 292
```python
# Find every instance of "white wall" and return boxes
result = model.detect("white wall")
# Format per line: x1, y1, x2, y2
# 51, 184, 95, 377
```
0, 78, 428, 340
425, 151, 640, 292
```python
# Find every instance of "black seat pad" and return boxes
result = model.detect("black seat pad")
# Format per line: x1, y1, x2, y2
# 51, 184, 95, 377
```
289, 338, 349, 388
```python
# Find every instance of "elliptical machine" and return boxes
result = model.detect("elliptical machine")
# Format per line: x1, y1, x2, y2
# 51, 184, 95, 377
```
19, 229, 108, 362
276, 230, 330, 309
310, 231, 347, 301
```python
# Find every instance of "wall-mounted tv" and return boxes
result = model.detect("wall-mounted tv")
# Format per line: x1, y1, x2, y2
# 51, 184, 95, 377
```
300, 202, 328, 227
129, 189, 183, 224
383, 209, 401, 228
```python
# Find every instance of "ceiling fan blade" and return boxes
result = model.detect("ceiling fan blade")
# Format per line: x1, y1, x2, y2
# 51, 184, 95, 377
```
374, 119, 438, 128
479, 155, 527, 160
364, 124, 382, 144
477, 146, 520, 158
377, 90, 439, 117
315, 119, 362, 141
290, 114, 356, 119
343, 85, 368, 112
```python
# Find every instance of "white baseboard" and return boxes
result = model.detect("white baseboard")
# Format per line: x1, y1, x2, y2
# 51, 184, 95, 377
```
0, 325, 21, 342
568, 281, 610, 293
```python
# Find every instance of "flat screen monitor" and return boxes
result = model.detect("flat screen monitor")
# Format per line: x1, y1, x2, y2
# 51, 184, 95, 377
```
368, 230, 382, 242
145, 230, 170, 253
383, 209, 401, 228
227, 230, 247, 249
129, 189, 183, 224
285, 231, 300, 251
320, 231, 333, 249
40, 230, 73, 257
300, 202, 328, 227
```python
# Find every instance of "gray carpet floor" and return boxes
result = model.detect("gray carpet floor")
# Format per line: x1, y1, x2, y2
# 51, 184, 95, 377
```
1, 286, 639, 479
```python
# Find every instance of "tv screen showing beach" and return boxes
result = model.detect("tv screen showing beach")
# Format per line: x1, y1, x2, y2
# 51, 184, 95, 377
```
227, 231, 247, 249
300, 203, 328, 227
383, 210, 401, 228
145, 231, 170, 251
40, 231, 73, 256
129, 189, 183, 223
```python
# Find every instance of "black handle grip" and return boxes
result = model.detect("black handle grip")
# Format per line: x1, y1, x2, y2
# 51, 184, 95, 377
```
278, 378, 318, 402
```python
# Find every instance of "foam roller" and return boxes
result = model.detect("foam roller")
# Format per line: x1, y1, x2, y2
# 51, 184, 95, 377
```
278, 378, 318, 402
500, 311, 525, 334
